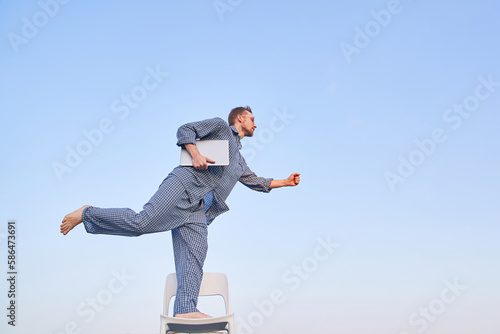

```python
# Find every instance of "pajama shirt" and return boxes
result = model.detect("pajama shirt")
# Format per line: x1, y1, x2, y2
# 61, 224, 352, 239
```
82, 117, 273, 315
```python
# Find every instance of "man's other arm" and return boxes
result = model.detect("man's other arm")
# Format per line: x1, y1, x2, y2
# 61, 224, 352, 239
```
177, 117, 227, 170
184, 143, 215, 170
176, 117, 227, 147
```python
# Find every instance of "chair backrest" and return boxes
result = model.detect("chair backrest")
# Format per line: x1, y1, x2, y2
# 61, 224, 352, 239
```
163, 272, 231, 315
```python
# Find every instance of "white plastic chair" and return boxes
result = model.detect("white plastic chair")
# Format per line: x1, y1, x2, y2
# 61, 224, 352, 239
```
159, 272, 235, 333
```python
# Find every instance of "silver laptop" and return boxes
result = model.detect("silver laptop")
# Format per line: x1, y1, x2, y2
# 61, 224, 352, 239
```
180, 140, 229, 166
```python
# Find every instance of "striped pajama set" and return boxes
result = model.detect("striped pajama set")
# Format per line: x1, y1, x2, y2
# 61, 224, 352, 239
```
81, 117, 273, 315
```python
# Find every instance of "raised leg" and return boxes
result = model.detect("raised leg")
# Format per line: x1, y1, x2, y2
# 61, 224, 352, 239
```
75, 174, 192, 236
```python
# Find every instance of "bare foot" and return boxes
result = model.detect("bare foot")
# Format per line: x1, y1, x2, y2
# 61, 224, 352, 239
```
175, 311, 212, 319
60, 205, 90, 235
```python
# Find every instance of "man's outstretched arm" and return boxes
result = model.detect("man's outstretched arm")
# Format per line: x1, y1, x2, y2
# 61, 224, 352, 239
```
239, 164, 300, 192
269, 173, 301, 189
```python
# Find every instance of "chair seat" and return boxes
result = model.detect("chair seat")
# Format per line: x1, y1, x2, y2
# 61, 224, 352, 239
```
161, 314, 234, 333
167, 321, 228, 332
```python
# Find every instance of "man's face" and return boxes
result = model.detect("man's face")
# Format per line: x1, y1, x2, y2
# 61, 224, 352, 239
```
239, 111, 256, 137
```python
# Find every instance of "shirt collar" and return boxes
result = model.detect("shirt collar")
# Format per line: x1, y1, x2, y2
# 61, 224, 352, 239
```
230, 125, 242, 149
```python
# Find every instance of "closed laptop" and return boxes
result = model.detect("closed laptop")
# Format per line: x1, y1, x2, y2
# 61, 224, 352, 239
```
180, 140, 229, 166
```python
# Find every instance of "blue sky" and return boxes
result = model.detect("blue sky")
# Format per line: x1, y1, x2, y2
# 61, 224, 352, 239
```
1, 0, 499, 333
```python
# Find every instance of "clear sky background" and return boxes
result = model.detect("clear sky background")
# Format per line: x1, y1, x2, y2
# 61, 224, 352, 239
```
1, 0, 499, 333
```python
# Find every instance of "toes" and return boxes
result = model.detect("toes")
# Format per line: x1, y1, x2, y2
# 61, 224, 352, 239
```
60, 221, 70, 234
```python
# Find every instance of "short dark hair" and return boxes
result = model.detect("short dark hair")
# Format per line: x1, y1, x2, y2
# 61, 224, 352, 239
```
228, 106, 252, 125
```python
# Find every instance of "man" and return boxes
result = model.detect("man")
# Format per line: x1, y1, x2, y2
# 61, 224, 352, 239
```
60, 106, 300, 318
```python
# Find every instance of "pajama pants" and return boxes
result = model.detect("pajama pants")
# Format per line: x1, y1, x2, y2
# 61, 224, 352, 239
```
82, 174, 210, 315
